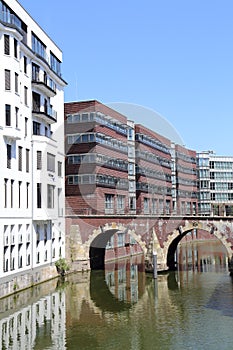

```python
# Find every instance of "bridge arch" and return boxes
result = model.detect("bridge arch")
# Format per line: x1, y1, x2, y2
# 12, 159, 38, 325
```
163, 221, 233, 270
87, 222, 147, 270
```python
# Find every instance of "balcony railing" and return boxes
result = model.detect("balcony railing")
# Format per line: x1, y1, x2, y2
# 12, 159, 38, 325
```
0, 11, 27, 45
32, 103, 57, 123
32, 72, 56, 97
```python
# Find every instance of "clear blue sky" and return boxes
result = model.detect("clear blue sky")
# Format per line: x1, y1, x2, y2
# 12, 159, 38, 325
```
19, 0, 233, 155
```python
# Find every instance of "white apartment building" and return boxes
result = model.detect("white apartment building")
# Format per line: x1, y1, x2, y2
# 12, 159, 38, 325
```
0, 0, 66, 281
197, 151, 233, 216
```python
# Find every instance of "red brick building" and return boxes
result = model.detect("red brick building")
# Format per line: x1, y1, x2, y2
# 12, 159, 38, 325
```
65, 100, 130, 216
135, 124, 172, 215
64, 101, 198, 262
171, 144, 198, 215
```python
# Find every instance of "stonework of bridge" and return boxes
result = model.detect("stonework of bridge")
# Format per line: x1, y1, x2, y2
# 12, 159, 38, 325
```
66, 215, 233, 272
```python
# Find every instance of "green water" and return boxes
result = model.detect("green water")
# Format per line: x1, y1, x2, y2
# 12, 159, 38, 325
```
1, 241, 233, 350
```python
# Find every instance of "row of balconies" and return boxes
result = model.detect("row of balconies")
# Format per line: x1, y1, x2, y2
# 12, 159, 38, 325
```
4, 233, 30, 247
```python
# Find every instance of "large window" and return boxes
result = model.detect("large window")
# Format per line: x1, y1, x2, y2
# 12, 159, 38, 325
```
14, 38, 18, 58
26, 149, 29, 172
32, 33, 47, 61
117, 195, 125, 213
4, 179, 8, 208
5, 104, 11, 126
5, 69, 11, 90
37, 183, 42, 208
4, 34, 10, 55
18, 146, 22, 171
58, 161, 62, 177
37, 151, 42, 170
47, 185, 54, 209
24, 86, 28, 105
32, 63, 40, 81
7, 144, 11, 169
15, 73, 19, 93
105, 194, 114, 213
33, 121, 40, 135
47, 153, 55, 172
50, 52, 61, 76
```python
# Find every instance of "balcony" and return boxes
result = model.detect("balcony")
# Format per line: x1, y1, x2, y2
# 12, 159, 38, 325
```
0, 11, 27, 45
32, 104, 57, 124
32, 72, 56, 97
3, 126, 21, 141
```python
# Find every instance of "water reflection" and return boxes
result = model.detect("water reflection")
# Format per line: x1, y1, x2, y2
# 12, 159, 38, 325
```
177, 240, 228, 272
104, 255, 145, 305
1, 241, 233, 350
0, 279, 66, 350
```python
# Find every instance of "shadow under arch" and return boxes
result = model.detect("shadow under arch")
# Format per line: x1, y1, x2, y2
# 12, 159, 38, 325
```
89, 229, 120, 270
166, 225, 232, 271
167, 232, 190, 270
90, 270, 132, 313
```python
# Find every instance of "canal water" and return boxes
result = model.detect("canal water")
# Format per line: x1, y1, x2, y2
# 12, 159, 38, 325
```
0, 240, 233, 350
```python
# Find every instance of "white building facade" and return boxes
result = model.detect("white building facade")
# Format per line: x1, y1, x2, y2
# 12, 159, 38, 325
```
0, 0, 66, 282
197, 151, 233, 216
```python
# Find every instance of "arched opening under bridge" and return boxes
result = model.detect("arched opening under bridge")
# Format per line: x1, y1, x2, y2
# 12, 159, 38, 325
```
89, 225, 146, 270
166, 226, 232, 271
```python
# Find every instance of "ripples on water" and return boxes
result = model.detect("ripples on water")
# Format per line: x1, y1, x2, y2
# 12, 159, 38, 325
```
0, 241, 233, 350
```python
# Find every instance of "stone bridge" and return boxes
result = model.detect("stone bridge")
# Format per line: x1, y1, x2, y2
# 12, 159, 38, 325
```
66, 215, 233, 273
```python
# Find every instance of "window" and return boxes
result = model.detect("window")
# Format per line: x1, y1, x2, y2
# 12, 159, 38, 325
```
58, 161, 62, 177
15, 73, 18, 93
4, 179, 8, 208
24, 56, 27, 74
15, 107, 19, 128
128, 163, 134, 175
37, 151, 42, 170
18, 146, 22, 171
5, 69, 11, 90
44, 224, 48, 242
211, 193, 215, 201
105, 194, 114, 210
7, 144, 11, 169
10, 180, 14, 208
144, 197, 149, 214
24, 86, 28, 105
32, 33, 46, 61
26, 182, 29, 208
47, 153, 55, 172
32, 91, 40, 111
50, 51, 61, 76
4, 34, 10, 55
128, 127, 134, 140
26, 149, 29, 172
37, 183, 42, 208
32, 63, 40, 81
25, 117, 28, 137
117, 195, 125, 212
210, 183, 215, 190
5, 104, 11, 126
33, 121, 40, 135
14, 38, 18, 58
18, 181, 22, 208
47, 185, 54, 208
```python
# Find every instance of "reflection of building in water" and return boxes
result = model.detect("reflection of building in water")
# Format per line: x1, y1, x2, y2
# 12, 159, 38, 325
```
0, 290, 65, 349
105, 231, 143, 262
105, 256, 144, 304
178, 241, 228, 272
